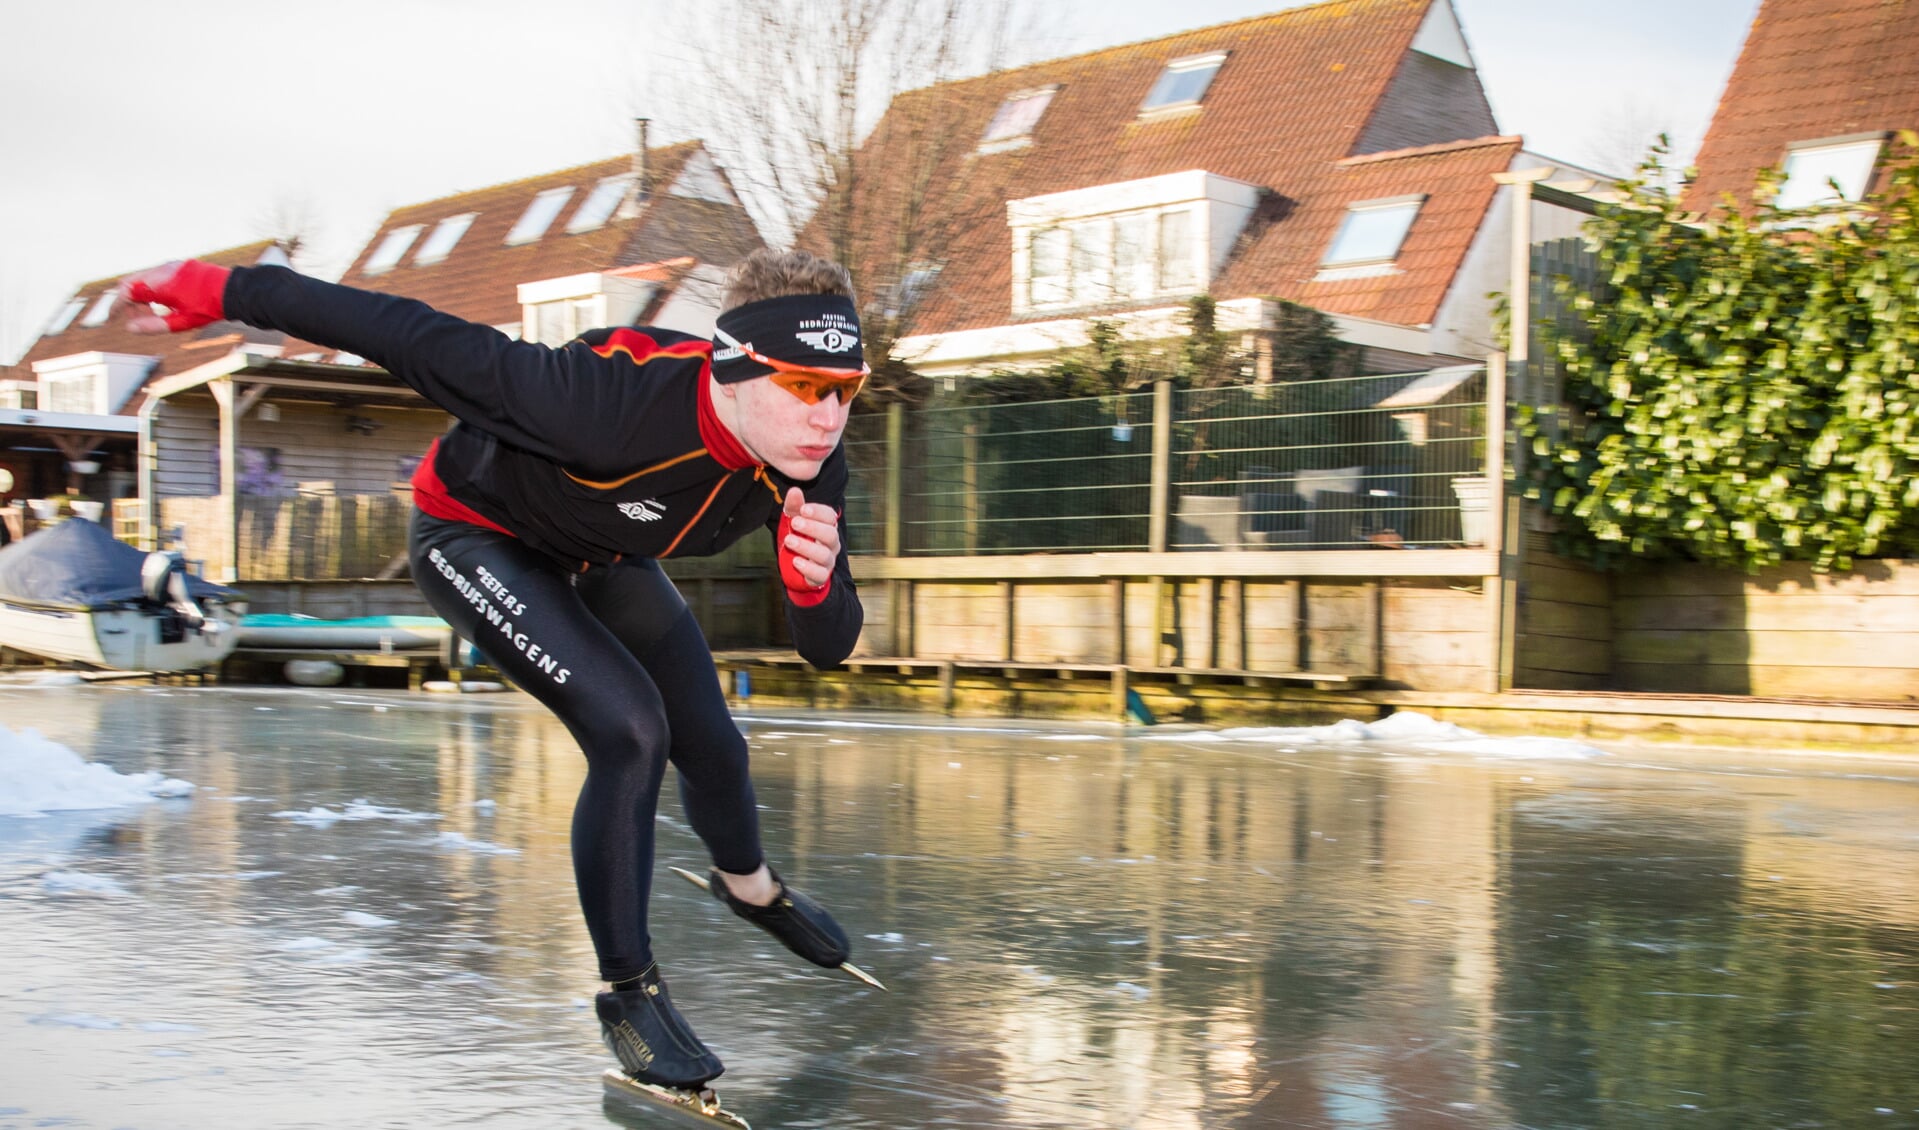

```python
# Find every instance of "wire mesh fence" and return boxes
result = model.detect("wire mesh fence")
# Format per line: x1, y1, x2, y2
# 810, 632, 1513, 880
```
1170, 368, 1488, 550
848, 366, 1492, 556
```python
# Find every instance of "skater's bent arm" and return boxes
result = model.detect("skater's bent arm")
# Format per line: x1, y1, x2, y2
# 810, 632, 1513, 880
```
771, 455, 863, 668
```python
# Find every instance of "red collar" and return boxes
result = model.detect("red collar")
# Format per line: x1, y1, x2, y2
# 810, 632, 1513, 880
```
697, 371, 756, 471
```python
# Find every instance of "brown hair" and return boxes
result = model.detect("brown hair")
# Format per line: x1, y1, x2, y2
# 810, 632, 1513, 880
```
721, 248, 855, 311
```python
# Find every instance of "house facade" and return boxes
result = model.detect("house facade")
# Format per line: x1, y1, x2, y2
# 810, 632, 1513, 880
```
839, 0, 1605, 381
1685, 0, 1919, 214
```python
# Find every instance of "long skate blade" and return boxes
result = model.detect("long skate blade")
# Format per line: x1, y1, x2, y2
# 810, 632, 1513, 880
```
839, 961, 888, 992
668, 865, 713, 892
602, 1069, 751, 1129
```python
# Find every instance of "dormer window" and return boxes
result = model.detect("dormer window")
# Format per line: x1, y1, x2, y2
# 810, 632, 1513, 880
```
1322, 196, 1424, 269
364, 224, 424, 275
414, 213, 477, 266
47, 297, 87, 335
1141, 52, 1225, 115
1024, 206, 1199, 310
1776, 135, 1883, 210
79, 291, 118, 328
567, 175, 635, 234
980, 86, 1057, 152
506, 186, 576, 245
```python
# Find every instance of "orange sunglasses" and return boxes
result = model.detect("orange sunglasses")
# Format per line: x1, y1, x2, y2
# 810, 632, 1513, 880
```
714, 327, 870, 405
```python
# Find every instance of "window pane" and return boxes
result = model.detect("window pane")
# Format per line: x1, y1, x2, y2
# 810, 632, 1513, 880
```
1114, 213, 1154, 297
571, 297, 598, 336
80, 291, 118, 328
567, 176, 634, 234
1071, 221, 1112, 304
414, 213, 477, 266
1030, 228, 1069, 306
1142, 58, 1222, 111
1323, 202, 1420, 266
506, 187, 576, 245
982, 88, 1057, 145
47, 298, 88, 335
364, 225, 424, 274
1158, 210, 1195, 290
1778, 141, 1880, 209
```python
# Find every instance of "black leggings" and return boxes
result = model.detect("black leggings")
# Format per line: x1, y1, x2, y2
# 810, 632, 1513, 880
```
409, 511, 762, 981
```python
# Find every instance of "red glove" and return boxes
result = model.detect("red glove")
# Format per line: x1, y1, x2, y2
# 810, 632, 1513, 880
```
120, 259, 231, 333
777, 490, 834, 608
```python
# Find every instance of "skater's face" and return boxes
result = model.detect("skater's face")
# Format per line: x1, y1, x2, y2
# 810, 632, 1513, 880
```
724, 373, 850, 480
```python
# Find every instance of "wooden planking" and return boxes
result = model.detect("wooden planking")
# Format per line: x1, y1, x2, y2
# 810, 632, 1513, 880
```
1616, 594, 1919, 634
1523, 600, 1614, 639
1515, 665, 1609, 691
1012, 582, 1123, 664
1617, 630, 1919, 669
1515, 634, 1612, 676
1616, 662, 1919, 702
153, 404, 219, 497
1615, 559, 1919, 598
1242, 580, 1302, 670
912, 582, 1006, 661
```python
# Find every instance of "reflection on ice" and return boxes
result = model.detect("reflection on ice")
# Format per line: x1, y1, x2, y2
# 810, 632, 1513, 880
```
1, 685, 1916, 1128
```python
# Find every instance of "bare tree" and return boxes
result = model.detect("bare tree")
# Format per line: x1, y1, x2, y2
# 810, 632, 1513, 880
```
653, 0, 1062, 403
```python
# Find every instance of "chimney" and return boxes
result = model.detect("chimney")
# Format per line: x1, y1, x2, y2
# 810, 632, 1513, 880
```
618, 118, 651, 221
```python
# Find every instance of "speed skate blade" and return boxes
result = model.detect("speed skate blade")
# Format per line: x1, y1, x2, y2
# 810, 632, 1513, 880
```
602, 1069, 751, 1129
670, 865, 888, 991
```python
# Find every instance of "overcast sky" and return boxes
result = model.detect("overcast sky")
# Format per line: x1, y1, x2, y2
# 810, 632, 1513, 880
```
0, 0, 1760, 365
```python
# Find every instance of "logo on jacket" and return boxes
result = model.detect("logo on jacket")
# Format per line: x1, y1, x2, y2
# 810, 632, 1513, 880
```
618, 499, 666, 521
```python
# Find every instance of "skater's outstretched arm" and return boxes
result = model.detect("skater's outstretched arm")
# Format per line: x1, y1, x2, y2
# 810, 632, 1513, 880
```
120, 261, 677, 471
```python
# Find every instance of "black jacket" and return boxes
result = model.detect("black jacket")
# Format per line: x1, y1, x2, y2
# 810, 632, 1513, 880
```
224, 265, 861, 667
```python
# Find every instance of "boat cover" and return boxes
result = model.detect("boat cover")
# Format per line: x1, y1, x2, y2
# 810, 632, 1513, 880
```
0, 518, 240, 611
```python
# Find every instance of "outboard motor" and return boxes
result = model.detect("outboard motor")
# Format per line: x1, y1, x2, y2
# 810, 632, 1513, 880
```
141, 550, 226, 639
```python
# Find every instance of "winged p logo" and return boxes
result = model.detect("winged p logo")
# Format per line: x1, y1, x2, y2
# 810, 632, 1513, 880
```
795, 327, 859, 354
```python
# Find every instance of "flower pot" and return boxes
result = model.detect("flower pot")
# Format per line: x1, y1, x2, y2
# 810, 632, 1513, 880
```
1451, 475, 1491, 546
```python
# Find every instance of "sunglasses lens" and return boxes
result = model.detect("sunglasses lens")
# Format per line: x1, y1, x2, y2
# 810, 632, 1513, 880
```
773, 371, 865, 405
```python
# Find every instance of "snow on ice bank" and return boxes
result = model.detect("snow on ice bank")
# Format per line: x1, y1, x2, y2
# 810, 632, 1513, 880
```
1166, 711, 1607, 760
0, 724, 193, 818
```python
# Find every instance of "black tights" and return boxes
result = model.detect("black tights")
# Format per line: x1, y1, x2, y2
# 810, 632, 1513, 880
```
409, 512, 762, 981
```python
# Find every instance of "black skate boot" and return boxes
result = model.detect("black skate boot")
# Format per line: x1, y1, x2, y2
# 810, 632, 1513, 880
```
668, 865, 887, 990
596, 962, 724, 1088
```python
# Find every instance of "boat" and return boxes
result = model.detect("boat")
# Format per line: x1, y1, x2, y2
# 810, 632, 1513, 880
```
0, 518, 245, 672
235, 613, 451, 652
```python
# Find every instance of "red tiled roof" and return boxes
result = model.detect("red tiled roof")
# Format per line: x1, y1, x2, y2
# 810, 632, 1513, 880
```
336, 143, 760, 329
9, 241, 316, 410
1686, 0, 1919, 211
837, 0, 1509, 336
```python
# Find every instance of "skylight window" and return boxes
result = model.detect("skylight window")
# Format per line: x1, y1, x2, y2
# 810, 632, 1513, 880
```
47, 297, 87, 335
567, 176, 635, 234
980, 86, 1058, 149
1776, 137, 1882, 210
363, 224, 424, 275
1141, 53, 1225, 114
80, 291, 118, 328
506, 187, 576, 245
1323, 197, 1423, 266
414, 213, 477, 266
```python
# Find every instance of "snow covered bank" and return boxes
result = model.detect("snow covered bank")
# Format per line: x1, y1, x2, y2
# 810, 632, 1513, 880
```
0, 724, 193, 817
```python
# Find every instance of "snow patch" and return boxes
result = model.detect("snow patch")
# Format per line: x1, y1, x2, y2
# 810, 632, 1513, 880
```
42, 870, 128, 896
437, 831, 518, 856
272, 799, 440, 827
1170, 711, 1607, 760
342, 910, 395, 928
0, 723, 194, 817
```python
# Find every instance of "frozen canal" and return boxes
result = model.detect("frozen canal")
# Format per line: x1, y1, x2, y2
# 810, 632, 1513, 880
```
3, 683, 1918, 1129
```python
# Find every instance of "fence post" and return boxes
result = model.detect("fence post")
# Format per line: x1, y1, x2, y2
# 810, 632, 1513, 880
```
1148, 380, 1173, 553
1148, 380, 1175, 666
1484, 352, 1515, 693
884, 402, 904, 557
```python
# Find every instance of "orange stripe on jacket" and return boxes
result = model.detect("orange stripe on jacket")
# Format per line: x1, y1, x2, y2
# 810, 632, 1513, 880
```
590, 329, 713, 366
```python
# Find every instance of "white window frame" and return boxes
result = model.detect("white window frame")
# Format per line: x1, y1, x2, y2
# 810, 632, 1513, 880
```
47, 297, 87, 335
567, 175, 635, 234
1023, 205, 1202, 312
363, 224, 425, 275
79, 291, 118, 328
41, 373, 99, 415
979, 86, 1059, 152
505, 186, 576, 246
1776, 134, 1884, 211
1140, 52, 1226, 116
414, 213, 478, 266
1321, 196, 1424, 269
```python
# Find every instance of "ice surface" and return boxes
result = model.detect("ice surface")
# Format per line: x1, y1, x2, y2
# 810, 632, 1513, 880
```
40, 870, 127, 896
1162, 710, 1607, 760
0, 723, 193, 817
271, 800, 440, 827
436, 830, 518, 855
